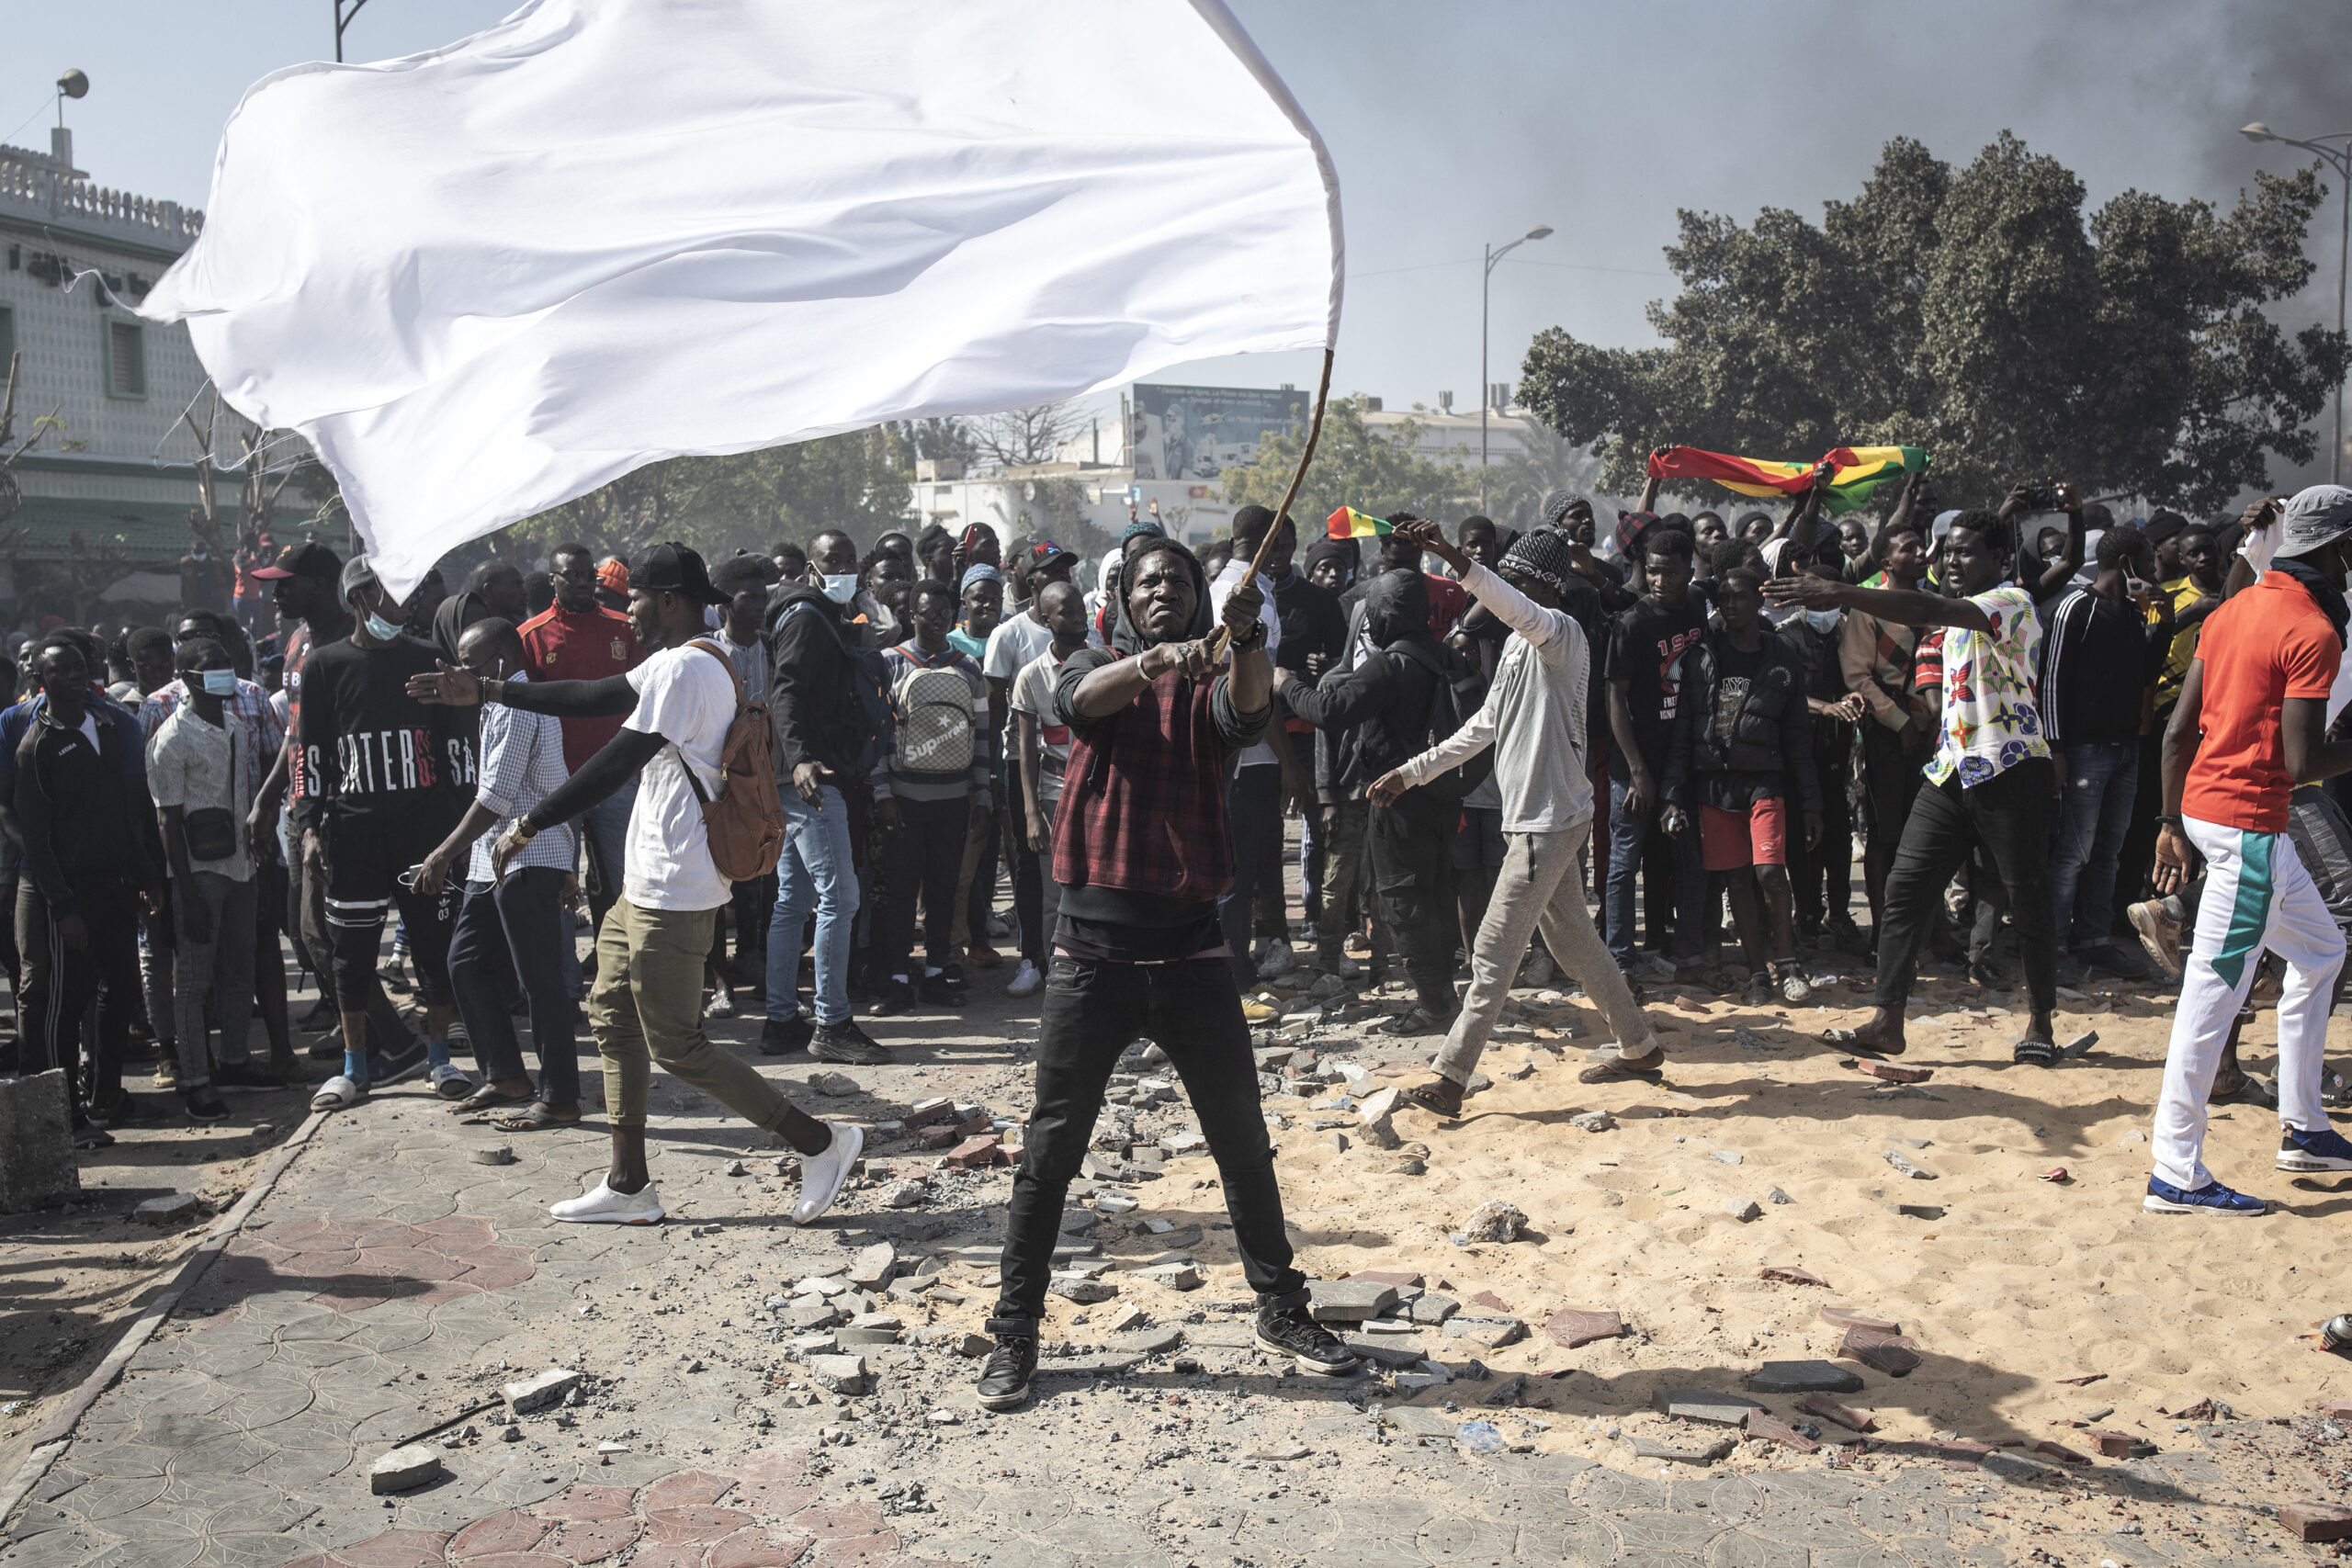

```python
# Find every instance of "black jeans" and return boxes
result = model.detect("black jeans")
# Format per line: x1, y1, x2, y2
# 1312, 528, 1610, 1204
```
1370, 793, 1458, 1013
1860, 722, 1925, 934
1792, 732, 1855, 932
1219, 762, 1283, 987
448, 868, 582, 1108
1872, 759, 2058, 1017
878, 795, 967, 978
993, 956, 1303, 1332
19, 886, 141, 1123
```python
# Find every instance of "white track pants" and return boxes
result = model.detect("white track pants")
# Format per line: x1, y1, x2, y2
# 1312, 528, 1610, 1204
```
2151, 816, 2344, 1190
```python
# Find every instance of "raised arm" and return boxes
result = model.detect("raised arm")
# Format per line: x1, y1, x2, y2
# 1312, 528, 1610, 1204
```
1763, 572, 1994, 635
406, 664, 639, 717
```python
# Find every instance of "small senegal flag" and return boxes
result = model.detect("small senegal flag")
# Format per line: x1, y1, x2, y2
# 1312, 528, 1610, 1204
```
1327, 505, 1393, 539
1647, 445, 1928, 515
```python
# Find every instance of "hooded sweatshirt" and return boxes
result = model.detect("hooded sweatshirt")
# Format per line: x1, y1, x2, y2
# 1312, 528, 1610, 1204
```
1282, 570, 1443, 800
766, 581, 868, 781
1048, 541, 1270, 960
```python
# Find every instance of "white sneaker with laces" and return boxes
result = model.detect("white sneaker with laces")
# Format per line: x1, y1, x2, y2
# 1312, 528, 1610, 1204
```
549, 1180, 665, 1224
793, 1122, 865, 1225
1006, 960, 1043, 998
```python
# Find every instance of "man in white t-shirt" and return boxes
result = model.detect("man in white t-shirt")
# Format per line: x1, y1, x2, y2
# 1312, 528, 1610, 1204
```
410, 543, 860, 1228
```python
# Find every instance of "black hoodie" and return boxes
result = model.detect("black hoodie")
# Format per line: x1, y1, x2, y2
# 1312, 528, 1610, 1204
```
766, 581, 868, 780
1283, 570, 1443, 800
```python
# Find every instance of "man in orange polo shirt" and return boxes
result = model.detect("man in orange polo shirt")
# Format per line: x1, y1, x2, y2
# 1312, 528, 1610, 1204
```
2149, 486, 2352, 1216
520, 543, 645, 938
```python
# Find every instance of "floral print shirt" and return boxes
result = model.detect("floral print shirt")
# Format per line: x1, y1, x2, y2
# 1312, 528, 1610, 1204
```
1925, 584, 2049, 787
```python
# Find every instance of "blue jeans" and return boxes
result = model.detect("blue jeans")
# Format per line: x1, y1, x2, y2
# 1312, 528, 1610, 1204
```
767, 784, 860, 1025
2051, 739, 2136, 952
1604, 769, 1708, 966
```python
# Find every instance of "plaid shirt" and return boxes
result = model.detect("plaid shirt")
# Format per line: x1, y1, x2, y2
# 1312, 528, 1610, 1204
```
140, 677, 286, 760
470, 672, 574, 883
1048, 650, 1266, 905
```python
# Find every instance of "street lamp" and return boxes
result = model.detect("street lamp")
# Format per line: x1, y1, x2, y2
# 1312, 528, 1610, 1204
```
2244, 121, 2352, 483
1482, 223, 1553, 513
334, 0, 372, 62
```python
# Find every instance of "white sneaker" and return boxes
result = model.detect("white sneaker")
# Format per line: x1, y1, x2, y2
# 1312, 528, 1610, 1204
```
550, 1180, 665, 1224
1006, 960, 1043, 998
792, 1122, 865, 1225
1256, 942, 1296, 980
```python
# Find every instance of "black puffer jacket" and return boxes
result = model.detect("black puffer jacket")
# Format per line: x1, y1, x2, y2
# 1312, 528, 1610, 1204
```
1662, 626, 1821, 812
1283, 570, 1442, 801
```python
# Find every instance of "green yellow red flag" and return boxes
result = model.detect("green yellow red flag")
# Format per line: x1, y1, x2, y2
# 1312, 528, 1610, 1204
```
1326, 505, 1392, 539
1646, 445, 1928, 515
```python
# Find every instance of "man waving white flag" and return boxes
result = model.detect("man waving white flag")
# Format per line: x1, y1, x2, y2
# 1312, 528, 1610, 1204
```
142, 0, 1341, 596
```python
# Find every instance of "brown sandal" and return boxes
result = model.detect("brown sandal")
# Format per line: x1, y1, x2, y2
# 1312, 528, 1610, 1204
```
1578, 1050, 1665, 1084
492, 1100, 582, 1132
1398, 1077, 1464, 1119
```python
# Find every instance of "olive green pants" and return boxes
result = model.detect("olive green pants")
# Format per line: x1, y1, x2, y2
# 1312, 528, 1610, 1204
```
593, 897, 789, 1131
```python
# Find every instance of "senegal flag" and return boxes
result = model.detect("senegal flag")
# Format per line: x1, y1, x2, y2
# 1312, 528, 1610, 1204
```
1327, 505, 1392, 539
1647, 445, 1928, 515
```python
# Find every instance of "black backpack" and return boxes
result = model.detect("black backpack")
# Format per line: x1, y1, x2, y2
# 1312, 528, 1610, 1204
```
1386, 638, 1493, 803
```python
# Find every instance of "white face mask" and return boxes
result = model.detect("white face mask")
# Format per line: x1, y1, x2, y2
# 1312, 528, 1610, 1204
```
821, 573, 859, 605
364, 609, 403, 642
1804, 608, 1844, 633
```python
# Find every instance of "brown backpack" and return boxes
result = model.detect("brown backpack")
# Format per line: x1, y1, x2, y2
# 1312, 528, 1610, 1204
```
674, 639, 787, 882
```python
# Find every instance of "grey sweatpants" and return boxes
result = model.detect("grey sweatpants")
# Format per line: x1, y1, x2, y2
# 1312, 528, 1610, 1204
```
1432, 822, 1658, 1087
175, 872, 256, 1090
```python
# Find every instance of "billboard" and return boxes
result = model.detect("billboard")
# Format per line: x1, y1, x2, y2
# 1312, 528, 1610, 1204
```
1130, 382, 1309, 482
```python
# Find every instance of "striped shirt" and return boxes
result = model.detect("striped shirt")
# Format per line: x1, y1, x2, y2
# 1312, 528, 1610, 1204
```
469, 672, 574, 884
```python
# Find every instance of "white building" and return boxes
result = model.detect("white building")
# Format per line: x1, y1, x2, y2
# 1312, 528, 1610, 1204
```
0, 128, 250, 594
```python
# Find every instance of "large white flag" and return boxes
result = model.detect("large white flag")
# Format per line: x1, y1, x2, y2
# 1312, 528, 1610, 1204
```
141, 0, 1341, 596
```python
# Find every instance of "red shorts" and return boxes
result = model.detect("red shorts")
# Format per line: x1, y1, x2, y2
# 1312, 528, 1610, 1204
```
1700, 797, 1788, 872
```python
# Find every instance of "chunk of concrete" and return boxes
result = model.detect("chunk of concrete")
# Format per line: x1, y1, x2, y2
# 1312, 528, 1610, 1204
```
133, 1192, 203, 1225
808, 1354, 870, 1394
1135, 1263, 1203, 1292
0, 1071, 78, 1213
846, 1241, 897, 1291
1307, 1280, 1397, 1323
1442, 1316, 1525, 1348
370, 1445, 444, 1494
837, 1313, 903, 1346
1632, 1435, 1735, 1465
1651, 1388, 1766, 1426
1746, 1359, 1866, 1396
502, 1368, 581, 1415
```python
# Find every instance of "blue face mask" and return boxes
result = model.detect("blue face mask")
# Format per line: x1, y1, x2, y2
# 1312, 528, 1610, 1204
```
821, 573, 859, 605
198, 668, 238, 696
1804, 608, 1844, 633
364, 609, 403, 642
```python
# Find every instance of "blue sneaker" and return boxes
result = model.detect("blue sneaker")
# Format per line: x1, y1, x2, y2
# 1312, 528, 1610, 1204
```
2278, 1126, 2352, 1173
2144, 1177, 2267, 1215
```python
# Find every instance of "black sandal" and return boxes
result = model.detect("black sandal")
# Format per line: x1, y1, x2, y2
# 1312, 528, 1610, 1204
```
450, 1082, 535, 1115
1398, 1078, 1464, 1118
1578, 1050, 1665, 1084
2012, 1037, 2058, 1067
492, 1100, 582, 1132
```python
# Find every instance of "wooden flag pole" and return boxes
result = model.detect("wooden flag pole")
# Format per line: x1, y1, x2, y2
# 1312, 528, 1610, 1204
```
1209, 344, 1334, 659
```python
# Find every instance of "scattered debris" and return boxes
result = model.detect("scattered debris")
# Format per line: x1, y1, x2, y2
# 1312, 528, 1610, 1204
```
369, 1446, 443, 1495
1458, 1200, 1529, 1243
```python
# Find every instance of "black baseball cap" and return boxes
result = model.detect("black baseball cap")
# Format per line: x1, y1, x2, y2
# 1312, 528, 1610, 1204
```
633, 541, 728, 605
252, 540, 342, 581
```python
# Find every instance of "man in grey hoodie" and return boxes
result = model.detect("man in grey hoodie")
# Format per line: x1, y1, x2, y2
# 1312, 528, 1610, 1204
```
1369, 521, 1664, 1117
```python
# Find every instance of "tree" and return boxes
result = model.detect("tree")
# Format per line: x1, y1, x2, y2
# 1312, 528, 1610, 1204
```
1481, 420, 1633, 530
968, 400, 1084, 471
1519, 133, 2352, 513
1221, 395, 1469, 527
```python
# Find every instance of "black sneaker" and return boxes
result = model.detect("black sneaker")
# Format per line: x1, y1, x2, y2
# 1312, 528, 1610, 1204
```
976, 1331, 1038, 1411
1375, 1006, 1452, 1037
811, 1020, 888, 1066
918, 975, 967, 1007
872, 979, 918, 1017
1255, 1292, 1363, 1377
72, 1118, 116, 1149
939, 962, 968, 987
212, 1061, 283, 1089
297, 998, 338, 1032
368, 1035, 429, 1088
96, 1090, 166, 1126
760, 1015, 815, 1056
184, 1087, 232, 1122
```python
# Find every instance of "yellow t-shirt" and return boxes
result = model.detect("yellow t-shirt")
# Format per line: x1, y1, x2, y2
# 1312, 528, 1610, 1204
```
2151, 577, 2208, 712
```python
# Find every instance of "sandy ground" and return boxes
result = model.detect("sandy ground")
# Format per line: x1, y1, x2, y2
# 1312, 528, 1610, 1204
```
888, 944, 2352, 1473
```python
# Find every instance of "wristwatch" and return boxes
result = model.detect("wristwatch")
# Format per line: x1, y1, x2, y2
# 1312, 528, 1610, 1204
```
510, 819, 539, 843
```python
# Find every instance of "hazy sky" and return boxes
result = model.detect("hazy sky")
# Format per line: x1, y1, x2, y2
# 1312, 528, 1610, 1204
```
8, 1, 2350, 445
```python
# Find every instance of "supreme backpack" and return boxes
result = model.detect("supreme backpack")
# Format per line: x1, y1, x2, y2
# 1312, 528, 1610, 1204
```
889, 646, 978, 778
1386, 637, 1495, 803
675, 640, 788, 881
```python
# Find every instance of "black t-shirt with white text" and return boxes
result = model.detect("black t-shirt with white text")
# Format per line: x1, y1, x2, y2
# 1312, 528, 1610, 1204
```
293, 633, 471, 832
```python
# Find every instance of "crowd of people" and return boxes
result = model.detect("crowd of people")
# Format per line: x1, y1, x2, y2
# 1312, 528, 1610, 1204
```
16, 462, 2352, 1410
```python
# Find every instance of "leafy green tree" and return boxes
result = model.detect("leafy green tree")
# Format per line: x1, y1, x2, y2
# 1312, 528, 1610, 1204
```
1520, 133, 2350, 513
1222, 395, 1469, 526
